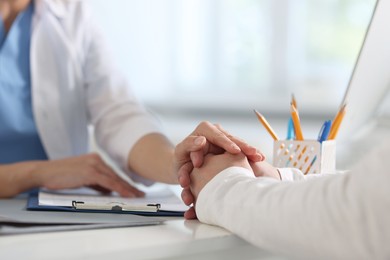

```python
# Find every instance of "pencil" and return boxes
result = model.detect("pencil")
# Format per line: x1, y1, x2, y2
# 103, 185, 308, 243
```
291, 93, 297, 109
328, 104, 347, 140
253, 110, 279, 141
290, 104, 304, 140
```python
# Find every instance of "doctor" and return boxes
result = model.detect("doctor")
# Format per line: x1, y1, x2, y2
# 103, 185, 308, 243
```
0, 0, 263, 198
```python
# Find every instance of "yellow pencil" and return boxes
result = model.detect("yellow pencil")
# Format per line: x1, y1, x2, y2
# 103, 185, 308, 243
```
328, 104, 346, 140
254, 110, 279, 141
291, 93, 297, 109
290, 103, 304, 140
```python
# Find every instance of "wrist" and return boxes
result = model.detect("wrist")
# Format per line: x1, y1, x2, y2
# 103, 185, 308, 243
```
29, 161, 48, 187
0, 161, 45, 197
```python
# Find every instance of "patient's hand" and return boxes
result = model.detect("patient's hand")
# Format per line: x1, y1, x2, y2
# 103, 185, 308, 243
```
182, 153, 281, 219
189, 152, 252, 200
175, 122, 264, 189
250, 161, 281, 180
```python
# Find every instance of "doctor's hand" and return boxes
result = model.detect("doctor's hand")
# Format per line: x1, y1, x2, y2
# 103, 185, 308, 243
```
35, 153, 144, 198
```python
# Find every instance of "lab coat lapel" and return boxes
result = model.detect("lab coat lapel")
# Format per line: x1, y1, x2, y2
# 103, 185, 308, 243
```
30, 1, 88, 159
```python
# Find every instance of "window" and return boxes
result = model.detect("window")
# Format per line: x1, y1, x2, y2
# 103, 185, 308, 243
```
89, 0, 376, 114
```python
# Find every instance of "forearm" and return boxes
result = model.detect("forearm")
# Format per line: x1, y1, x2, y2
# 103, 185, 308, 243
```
0, 162, 42, 198
196, 164, 390, 259
127, 133, 177, 184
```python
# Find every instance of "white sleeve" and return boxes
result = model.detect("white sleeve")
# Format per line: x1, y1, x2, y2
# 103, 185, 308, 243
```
196, 141, 390, 259
277, 167, 305, 181
278, 168, 334, 181
81, 3, 162, 185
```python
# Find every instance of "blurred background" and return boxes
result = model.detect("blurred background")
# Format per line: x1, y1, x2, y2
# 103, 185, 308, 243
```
88, 0, 388, 159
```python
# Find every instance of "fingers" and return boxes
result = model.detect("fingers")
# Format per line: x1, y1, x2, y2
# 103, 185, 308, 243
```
214, 124, 265, 162
174, 136, 207, 169
184, 206, 197, 220
175, 121, 265, 173
90, 172, 139, 198
88, 185, 112, 194
192, 121, 241, 154
182, 187, 197, 220
182, 187, 197, 219
85, 154, 145, 197
178, 162, 193, 188
90, 154, 120, 180
175, 121, 266, 222
190, 150, 204, 168
181, 187, 194, 206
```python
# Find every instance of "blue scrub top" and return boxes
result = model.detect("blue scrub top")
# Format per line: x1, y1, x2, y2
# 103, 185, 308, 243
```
0, 2, 48, 163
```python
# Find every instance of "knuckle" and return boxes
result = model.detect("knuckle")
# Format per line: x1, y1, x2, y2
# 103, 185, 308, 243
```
214, 123, 222, 129
85, 168, 99, 177
214, 131, 226, 140
87, 153, 101, 164
198, 121, 212, 130
226, 133, 234, 139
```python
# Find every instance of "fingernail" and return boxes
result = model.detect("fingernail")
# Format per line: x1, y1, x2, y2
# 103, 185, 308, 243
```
194, 136, 204, 146
255, 154, 263, 161
231, 143, 240, 151
178, 175, 185, 186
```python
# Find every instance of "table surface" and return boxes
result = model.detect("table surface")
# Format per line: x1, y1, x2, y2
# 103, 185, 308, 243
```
0, 197, 285, 260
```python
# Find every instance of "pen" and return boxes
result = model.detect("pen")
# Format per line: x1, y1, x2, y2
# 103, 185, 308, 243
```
254, 109, 279, 141
328, 104, 347, 140
287, 94, 297, 139
317, 120, 331, 143
287, 117, 295, 140
290, 103, 304, 140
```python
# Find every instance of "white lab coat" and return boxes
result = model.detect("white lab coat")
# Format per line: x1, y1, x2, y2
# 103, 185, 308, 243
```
30, 0, 161, 182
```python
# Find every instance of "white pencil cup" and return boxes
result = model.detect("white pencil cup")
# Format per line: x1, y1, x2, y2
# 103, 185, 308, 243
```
272, 140, 336, 174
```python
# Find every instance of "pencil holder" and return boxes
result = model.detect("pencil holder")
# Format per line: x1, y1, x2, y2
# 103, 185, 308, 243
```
272, 140, 336, 174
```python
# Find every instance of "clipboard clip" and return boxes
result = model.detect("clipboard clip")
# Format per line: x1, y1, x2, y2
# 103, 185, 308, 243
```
72, 201, 161, 212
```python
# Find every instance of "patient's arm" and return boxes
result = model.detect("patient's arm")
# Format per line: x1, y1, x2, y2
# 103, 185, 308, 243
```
191, 142, 390, 259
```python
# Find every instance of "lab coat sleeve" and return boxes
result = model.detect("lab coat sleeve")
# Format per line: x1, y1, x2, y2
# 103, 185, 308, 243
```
80, 4, 163, 184
196, 141, 390, 259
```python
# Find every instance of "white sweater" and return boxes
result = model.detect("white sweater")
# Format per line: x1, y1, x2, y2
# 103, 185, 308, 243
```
196, 139, 390, 259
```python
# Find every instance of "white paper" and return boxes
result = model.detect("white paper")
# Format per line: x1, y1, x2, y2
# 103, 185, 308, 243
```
38, 186, 188, 212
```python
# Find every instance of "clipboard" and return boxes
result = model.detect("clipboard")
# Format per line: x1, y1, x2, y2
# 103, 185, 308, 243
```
1, 198, 163, 235
27, 192, 186, 217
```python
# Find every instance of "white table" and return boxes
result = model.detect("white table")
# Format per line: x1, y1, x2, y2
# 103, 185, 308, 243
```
0, 198, 284, 260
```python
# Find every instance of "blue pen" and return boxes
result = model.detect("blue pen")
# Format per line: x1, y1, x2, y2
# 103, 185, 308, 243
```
287, 117, 295, 140
318, 120, 331, 143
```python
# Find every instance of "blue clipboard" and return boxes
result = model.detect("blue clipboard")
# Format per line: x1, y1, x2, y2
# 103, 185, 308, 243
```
26, 193, 184, 217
